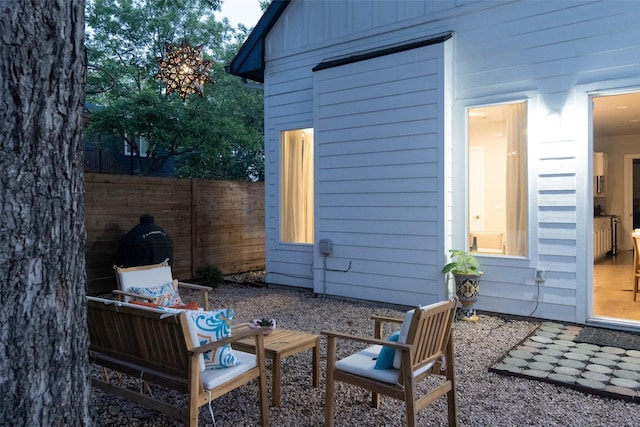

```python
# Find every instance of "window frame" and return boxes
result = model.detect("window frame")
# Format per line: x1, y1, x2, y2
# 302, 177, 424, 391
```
466, 100, 529, 258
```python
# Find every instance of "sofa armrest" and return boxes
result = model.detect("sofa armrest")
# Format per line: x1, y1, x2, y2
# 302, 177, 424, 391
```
188, 326, 264, 355
176, 281, 212, 311
177, 281, 213, 292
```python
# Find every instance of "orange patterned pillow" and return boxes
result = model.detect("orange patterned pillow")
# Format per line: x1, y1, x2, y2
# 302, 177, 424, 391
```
130, 300, 199, 310
129, 280, 183, 306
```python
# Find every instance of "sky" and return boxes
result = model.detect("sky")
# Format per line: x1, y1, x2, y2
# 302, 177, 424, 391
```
215, 0, 265, 28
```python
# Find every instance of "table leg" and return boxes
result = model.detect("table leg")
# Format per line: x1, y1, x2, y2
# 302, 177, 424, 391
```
312, 337, 320, 388
272, 354, 282, 407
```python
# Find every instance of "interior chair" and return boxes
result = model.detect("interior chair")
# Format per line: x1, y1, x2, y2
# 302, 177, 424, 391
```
633, 234, 640, 301
469, 231, 505, 254
323, 297, 458, 427
113, 259, 212, 311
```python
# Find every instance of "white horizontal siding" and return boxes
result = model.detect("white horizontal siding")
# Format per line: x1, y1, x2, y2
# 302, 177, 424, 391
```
312, 41, 447, 306
261, 0, 640, 324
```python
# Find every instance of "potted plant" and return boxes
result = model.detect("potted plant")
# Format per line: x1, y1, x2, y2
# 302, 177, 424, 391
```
248, 318, 277, 336
442, 249, 482, 322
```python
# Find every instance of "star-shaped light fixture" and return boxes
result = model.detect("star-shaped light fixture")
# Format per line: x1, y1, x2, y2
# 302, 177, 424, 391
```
155, 40, 214, 100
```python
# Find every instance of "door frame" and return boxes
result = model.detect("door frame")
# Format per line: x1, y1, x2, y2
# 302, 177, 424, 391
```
624, 154, 640, 249
588, 90, 640, 330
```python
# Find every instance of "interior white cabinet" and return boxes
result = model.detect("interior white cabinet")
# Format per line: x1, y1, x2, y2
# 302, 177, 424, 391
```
594, 217, 612, 260
594, 152, 607, 195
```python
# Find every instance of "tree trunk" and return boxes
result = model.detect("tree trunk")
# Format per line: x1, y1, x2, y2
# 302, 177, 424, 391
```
0, 1, 92, 425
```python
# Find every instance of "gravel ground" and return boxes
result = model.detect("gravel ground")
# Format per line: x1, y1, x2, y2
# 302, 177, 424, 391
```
92, 280, 640, 426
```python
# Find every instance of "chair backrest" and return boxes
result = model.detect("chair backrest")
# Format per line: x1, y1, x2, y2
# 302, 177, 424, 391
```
395, 298, 457, 373
87, 297, 191, 388
633, 234, 640, 274
470, 231, 505, 254
114, 259, 174, 302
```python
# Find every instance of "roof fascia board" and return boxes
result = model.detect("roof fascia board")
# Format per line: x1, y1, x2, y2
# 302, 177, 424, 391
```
225, 0, 291, 82
312, 32, 453, 72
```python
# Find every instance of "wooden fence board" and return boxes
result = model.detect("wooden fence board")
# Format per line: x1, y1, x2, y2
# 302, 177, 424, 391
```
85, 174, 265, 294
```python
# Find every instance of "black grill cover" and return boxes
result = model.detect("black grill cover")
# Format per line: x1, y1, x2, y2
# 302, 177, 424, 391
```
120, 214, 173, 267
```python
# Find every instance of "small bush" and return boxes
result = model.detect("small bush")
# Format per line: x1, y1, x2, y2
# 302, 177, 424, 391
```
195, 265, 224, 288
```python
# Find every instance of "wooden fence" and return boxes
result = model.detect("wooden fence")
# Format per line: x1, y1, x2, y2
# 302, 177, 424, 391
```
85, 173, 264, 294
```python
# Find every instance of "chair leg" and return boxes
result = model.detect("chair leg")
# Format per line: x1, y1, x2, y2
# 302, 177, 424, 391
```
258, 372, 269, 427
635, 276, 639, 302
371, 391, 380, 408
445, 334, 458, 427
404, 382, 417, 427
101, 367, 110, 383
255, 334, 269, 427
325, 337, 337, 427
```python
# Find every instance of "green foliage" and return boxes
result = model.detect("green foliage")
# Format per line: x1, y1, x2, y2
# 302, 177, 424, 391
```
256, 318, 274, 327
441, 249, 481, 276
259, 0, 272, 11
195, 265, 224, 287
85, 0, 264, 180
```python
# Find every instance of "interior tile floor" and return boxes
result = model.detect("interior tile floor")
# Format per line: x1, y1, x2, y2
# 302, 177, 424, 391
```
594, 250, 640, 321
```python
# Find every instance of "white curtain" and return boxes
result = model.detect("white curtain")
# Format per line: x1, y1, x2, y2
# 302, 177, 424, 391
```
505, 103, 527, 256
281, 130, 314, 243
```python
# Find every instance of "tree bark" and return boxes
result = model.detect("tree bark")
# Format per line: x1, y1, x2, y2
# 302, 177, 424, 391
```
0, 1, 92, 425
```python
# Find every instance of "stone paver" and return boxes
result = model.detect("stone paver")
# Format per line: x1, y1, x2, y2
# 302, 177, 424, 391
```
491, 323, 640, 402
618, 362, 640, 371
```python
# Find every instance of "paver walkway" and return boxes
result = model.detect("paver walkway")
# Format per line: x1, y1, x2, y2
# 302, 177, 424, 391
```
490, 322, 640, 401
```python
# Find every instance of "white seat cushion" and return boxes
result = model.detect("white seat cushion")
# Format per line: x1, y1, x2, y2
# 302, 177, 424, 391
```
393, 309, 415, 369
336, 345, 434, 385
336, 345, 400, 384
393, 300, 448, 368
117, 265, 175, 303
200, 350, 257, 390
118, 266, 174, 290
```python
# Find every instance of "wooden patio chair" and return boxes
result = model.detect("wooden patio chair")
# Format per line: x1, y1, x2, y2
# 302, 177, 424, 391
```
323, 297, 458, 427
113, 259, 212, 310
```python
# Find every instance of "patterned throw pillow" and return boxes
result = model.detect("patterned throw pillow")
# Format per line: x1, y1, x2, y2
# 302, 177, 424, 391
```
129, 279, 183, 306
184, 308, 241, 371
130, 300, 199, 310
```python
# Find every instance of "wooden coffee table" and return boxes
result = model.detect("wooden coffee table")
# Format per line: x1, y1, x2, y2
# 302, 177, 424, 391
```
232, 325, 320, 407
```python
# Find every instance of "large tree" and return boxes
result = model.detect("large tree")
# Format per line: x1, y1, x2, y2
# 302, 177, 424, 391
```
86, 0, 264, 180
0, 0, 92, 425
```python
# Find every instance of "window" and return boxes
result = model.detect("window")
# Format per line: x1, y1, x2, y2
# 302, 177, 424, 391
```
468, 102, 527, 256
124, 135, 148, 157
280, 128, 314, 243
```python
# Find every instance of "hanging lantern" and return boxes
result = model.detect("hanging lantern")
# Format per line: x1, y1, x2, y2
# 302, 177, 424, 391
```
155, 40, 214, 100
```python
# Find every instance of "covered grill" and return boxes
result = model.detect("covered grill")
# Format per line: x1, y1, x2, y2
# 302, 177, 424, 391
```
120, 214, 173, 267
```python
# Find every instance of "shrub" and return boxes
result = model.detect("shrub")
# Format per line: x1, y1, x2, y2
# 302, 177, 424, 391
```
195, 265, 224, 288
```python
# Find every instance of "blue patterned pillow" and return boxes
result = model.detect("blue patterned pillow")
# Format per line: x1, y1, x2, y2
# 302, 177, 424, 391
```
129, 279, 183, 306
374, 331, 400, 369
185, 308, 241, 371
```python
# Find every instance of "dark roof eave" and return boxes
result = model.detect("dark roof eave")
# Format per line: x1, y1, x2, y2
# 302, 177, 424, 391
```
225, 0, 291, 83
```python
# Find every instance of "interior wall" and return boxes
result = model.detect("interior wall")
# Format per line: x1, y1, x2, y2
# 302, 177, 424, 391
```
594, 134, 640, 249
469, 120, 507, 234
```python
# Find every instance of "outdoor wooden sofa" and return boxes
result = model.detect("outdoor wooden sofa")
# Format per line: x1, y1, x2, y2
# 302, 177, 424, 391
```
86, 296, 269, 426
323, 297, 458, 427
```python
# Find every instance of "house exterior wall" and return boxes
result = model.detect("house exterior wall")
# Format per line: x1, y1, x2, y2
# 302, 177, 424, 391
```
261, 0, 640, 324
311, 41, 451, 305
